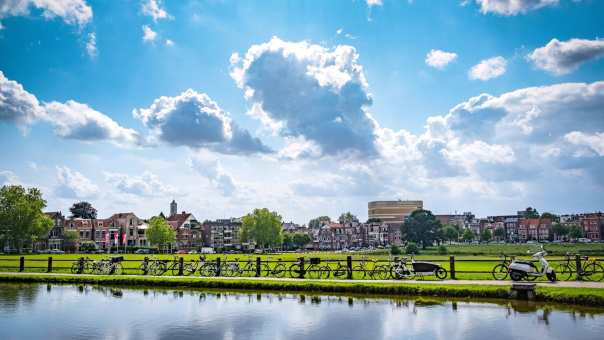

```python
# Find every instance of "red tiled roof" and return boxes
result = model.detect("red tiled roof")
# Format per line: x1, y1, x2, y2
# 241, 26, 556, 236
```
167, 213, 192, 228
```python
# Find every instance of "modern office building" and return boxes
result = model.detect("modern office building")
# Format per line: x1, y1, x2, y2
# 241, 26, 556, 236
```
368, 200, 423, 224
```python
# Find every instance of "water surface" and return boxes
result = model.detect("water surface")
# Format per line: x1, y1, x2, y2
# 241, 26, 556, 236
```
0, 283, 602, 340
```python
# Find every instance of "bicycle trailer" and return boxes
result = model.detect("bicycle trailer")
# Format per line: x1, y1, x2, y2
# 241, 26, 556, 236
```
111, 256, 124, 263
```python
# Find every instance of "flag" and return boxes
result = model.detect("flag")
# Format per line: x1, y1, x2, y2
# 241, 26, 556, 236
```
114, 232, 118, 245
104, 232, 109, 244
122, 233, 127, 244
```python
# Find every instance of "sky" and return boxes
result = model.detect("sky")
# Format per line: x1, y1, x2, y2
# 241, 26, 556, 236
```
1, 0, 604, 224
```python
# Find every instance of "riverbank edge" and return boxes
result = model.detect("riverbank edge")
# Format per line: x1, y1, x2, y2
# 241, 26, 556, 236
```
1, 273, 603, 306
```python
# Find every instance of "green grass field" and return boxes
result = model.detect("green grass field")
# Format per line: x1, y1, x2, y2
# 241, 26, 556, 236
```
1, 247, 601, 281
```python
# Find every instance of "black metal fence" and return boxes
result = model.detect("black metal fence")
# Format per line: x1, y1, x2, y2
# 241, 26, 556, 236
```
0, 255, 601, 281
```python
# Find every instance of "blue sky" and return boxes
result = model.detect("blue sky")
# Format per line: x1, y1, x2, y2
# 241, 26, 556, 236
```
1, 0, 604, 223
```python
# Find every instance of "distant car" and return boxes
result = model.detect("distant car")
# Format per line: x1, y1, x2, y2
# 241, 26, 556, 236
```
188, 250, 198, 254
175, 250, 188, 254
526, 240, 536, 244
135, 249, 151, 254
49, 249, 65, 254
578, 238, 592, 243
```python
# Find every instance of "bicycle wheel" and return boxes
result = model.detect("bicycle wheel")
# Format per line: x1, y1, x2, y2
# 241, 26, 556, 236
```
272, 264, 286, 278
435, 267, 448, 280
554, 264, 573, 281
491, 264, 509, 280
390, 266, 404, 280
582, 262, 604, 282
242, 263, 256, 277
289, 264, 303, 278
373, 265, 390, 280
111, 263, 123, 275
151, 262, 166, 276
182, 263, 197, 276
333, 265, 347, 278
70, 262, 81, 274
170, 263, 181, 276
199, 263, 216, 277
352, 265, 366, 279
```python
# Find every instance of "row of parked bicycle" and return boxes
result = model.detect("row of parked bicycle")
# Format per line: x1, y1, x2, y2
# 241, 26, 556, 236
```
70, 255, 449, 280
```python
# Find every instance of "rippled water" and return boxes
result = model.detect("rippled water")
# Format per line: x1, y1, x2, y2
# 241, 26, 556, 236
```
0, 283, 603, 340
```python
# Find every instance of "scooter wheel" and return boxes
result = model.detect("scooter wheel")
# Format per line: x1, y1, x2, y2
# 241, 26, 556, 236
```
510, 271, 524, 281
547, 271, 557, 282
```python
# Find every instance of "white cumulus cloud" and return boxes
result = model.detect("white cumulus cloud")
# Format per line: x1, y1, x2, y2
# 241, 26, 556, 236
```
141, 0, 171, 22
133, 89, 270, 154
0, 0, 93, 27
188, 151, 237, 196
86, 32, 97, 58
564, 131, 604, 156
55, 166, 99, 199
474, 0, 558, 16
425, 49, 458, 69
468, 56, 507, 81
527, 38, 604, 75
104, 171, 176, 197
142, 25, 157, 43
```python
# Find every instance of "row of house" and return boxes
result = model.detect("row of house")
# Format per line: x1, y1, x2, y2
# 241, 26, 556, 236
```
435, 212, 604, 242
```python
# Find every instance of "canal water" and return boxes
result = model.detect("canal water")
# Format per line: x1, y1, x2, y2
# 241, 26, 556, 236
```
0, 283, 603, 340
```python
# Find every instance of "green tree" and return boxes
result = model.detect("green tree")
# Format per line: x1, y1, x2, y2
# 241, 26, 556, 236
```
493, 227, 506, 240
69, 201, 97, 219
390, 245, 402, 255
462, 228, 475, 242
480, 229, 492, 243
442, 225, 459, 244
282, 233, 294, 250
292, 233, 311, 249
146, 216, 176, 251
79, 240, 97, 252
338, 212, 359, 224
63, 230, 79, 251
552, 223, 569, 240
569, 225, 584, 240
540, 212, 559, 222
523, 207, 540, 219
0, 185, 53, 252
241, 208, 283, 249
400, 209, 441, 249
308, 216, 331, 229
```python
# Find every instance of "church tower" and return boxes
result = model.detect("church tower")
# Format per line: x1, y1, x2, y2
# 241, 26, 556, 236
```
170, 200, 177, 217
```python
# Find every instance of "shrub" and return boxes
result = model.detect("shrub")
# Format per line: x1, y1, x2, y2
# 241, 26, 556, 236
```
405, 242, 419, 255
438, 245, 448, 255
390, 245, 402, 255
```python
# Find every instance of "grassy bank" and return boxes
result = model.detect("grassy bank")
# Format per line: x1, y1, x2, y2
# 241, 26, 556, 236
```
1, 252, 601, 281
1, 272, 603, 307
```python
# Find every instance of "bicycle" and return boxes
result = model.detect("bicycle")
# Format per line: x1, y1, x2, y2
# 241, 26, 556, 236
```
554, 253, 577, 281
331, 260, 349, 279
579, 256, 604, 282
180, 256, 207, 276
553, 253, 603, 281
390, 257, 414, 280
70, 257, 93, 274
491, 254, 514, 280
352, 256, 389, 280
288, 258, 330, 279
262, 257, 286, 278
95, 256, 123, 275
148, 256, 180, 276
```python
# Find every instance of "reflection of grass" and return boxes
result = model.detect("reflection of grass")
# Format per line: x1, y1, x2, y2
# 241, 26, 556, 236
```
1, 272, 604, 306
0, 253, 600, 281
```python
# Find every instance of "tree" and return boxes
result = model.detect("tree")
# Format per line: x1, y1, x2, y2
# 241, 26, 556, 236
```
442, 225, 459, 244
523, 207, 540, 219
569, 225, 584, 240
338, 212, 359, 224
69, 201, 97, 219
241, 208, 283, 249
462, 228, 475, 242
146, 216, 176, 251
308, 216, 331, 229
79, 240, 97, 252
292, 233, 311, 249
541, 212, 559, 222
282, 233, 294, 250
481, 229, 492, 243
0, 185, 53, 252
493, 227, 506, 240
63, 230, 79, 251
552, 223, 569, 240
400, 209, 441, 249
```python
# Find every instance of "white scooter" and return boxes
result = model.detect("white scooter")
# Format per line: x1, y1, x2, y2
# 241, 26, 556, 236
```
509, 245, 556, 282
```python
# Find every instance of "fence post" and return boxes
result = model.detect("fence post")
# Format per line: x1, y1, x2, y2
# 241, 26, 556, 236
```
298, 257, 305, 279
19, 256, 24, 272
575, 254, 582, 280
255, 257, 261, 277
449, 255, 456, 280
143, 257, 149, 275
346, 256, 353, 280
178, 257, 184, 276
216, 257, 221, 276
47, 257, 53, 273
